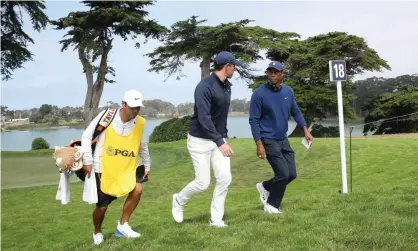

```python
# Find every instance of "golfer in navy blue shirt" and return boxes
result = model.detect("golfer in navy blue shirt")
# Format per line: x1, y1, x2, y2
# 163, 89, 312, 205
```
172, 51, 242, 227
249, 61, 313, 214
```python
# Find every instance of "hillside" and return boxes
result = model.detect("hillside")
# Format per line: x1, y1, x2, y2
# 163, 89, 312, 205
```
1, 137, 418, 250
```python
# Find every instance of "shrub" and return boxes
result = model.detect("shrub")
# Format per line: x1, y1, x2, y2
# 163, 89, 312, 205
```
310, 124, 340, 138
31, 137, 50, 150
149, 116, 191, 143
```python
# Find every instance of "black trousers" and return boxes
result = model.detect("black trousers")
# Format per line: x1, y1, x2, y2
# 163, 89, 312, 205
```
95, 165, 147, 208
262, 137, 297, 208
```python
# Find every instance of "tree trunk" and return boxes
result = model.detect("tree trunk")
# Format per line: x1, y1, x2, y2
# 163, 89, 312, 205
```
83, 84, 97, 129
79, 45, 111, 129
200, 57, 211, 79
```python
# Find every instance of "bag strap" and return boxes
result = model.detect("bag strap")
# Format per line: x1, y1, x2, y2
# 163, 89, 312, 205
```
71, 108, 118, 183
92, 108, 117, 140
91, 108, 117, 153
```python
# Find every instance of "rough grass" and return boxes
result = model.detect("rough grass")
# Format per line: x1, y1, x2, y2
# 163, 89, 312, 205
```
1, 137, 418, 251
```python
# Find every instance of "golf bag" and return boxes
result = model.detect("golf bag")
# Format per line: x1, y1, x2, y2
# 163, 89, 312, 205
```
69, 108, 117, 182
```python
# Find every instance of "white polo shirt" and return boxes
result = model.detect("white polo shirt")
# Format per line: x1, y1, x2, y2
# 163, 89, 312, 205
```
81, 109, 151, 173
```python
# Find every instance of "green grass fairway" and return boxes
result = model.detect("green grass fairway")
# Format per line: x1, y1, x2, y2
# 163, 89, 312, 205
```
2, 137, 418, 250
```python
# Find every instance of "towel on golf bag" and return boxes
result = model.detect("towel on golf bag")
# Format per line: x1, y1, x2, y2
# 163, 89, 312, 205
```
56, 171, 71, 205
82, 172, 98, 204
53, 142, 97, 204
54, 166, 98, 204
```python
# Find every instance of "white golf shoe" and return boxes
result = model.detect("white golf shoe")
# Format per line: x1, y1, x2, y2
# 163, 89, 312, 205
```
256, 183, 269, 206
264, 203, 282, 214
209, 219, 228, 228
115, 221, 141, 238
92, 232, 104, 245
172, 193, 184, 223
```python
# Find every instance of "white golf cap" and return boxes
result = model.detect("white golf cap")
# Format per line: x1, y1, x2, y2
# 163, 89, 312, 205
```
123, 89, 145, 107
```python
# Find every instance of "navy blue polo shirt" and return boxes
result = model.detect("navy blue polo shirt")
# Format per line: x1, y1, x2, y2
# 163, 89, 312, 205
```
189, 73, 231, 147
249, 82, 307, 142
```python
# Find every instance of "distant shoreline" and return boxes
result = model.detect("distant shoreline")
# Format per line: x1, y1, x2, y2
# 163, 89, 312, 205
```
1, 125, 83, 132
1, 123, 85, 132
1, 113, 249, 132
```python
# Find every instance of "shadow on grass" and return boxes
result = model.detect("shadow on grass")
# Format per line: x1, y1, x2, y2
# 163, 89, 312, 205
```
182, 213, 211, 224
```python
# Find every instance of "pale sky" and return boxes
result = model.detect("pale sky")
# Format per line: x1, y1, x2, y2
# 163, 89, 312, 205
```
2, 0, 418, 110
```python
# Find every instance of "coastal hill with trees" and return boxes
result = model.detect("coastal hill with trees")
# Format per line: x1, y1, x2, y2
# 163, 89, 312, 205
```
0, 98, 250, 130
2, 74, 417, 135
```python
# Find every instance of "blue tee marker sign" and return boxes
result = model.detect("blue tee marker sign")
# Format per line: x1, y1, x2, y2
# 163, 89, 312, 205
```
328, 60, 348, 195
329, 60, 347, 81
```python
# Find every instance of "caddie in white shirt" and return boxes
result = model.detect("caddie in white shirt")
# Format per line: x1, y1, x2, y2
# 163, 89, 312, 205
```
81, 89, 151, 245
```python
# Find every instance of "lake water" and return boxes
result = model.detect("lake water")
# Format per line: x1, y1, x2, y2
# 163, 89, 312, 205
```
1, 116, 366, 151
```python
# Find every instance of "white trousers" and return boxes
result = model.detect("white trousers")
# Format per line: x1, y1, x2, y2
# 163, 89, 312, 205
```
177, 134, 232, 222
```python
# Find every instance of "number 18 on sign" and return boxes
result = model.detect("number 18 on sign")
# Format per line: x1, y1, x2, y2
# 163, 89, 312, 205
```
329, 60, 348, 194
